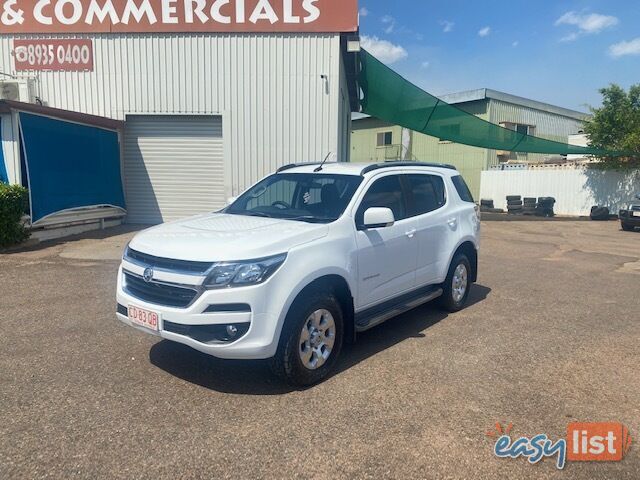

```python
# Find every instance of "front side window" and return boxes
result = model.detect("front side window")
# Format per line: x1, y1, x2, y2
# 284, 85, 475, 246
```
356, 175, 407, 225
226, 173, 363, 223
451, 175, 475, 203
405, 174, 446, 216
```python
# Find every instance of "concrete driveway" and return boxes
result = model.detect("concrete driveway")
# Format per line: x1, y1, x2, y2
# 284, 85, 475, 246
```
1, 221, 638, 479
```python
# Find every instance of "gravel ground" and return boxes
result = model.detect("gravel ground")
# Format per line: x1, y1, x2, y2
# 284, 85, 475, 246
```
1, 220, 638, 479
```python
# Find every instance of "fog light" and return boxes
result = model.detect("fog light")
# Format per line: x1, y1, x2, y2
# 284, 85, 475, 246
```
226, 325, 238, 337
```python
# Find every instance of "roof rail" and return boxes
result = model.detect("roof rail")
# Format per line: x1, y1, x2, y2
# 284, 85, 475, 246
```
276, 162, 337, 173
360, 162, 458, 175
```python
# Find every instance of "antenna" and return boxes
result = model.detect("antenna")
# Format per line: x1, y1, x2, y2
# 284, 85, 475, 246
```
314, 152, 333, 172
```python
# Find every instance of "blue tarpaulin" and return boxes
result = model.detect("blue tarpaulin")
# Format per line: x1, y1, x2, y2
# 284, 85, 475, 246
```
19, 112, 125, 223
0, 116, 7, 183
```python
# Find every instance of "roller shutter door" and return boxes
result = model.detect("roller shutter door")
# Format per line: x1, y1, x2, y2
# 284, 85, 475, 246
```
123, 115, 224, 224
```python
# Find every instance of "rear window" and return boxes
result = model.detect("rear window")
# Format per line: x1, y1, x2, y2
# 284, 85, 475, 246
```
451, 175, 474, 203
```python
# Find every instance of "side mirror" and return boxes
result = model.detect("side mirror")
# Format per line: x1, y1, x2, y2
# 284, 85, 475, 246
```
362, 207, 395, 229
227, 196, 238, 206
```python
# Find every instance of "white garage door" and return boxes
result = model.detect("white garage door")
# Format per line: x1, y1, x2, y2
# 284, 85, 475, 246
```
123, 115, 224, 224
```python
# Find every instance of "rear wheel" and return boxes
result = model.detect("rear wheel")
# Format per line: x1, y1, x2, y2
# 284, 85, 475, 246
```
439, 254, 472, 312
270, 290, 344, 387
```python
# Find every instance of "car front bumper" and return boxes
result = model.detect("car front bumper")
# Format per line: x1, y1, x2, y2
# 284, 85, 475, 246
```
115, 265, 281, 360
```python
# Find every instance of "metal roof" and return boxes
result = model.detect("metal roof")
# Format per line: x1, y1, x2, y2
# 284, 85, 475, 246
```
0, 100, 125, 131
353, 88, 589, 122
439, 88, 589, 121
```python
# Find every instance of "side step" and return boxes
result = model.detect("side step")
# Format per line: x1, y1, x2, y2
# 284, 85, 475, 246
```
355, 285, 443, 332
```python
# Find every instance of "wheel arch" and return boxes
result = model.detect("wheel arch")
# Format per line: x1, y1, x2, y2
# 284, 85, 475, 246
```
452, 241, 478, 283
284, 274, 356, 345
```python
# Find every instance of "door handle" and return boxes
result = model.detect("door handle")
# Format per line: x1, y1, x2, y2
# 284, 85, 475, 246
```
405, 228, 417, 238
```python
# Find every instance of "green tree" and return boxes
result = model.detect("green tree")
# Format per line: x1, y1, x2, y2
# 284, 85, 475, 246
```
584, 84, 640, 169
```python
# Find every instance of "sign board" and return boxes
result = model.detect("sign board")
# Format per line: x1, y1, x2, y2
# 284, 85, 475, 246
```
0, 0, 358, 33
13, 39, 94, 71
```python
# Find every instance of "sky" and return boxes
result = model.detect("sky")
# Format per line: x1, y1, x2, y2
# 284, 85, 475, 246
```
358, 0, 640, 113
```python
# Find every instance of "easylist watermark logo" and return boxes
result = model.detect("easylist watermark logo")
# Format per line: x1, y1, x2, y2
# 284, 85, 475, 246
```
486, 422, 632, 469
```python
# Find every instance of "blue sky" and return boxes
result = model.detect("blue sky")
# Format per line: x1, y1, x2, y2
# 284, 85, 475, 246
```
358, 0, 640, 112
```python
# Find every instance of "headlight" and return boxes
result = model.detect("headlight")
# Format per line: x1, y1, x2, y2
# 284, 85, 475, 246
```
203, 254, 287, 289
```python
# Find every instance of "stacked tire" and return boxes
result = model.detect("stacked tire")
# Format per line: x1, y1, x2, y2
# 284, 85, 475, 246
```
590, 206, 610, 221
506, 195, 523, 215
537, 197, 556, 217
480, 199, 503, 213
523, 197, 537, 216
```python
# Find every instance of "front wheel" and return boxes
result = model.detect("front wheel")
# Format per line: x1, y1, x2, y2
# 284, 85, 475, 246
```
270, 290, 344, 387
439, 254, 472, 312
621, 222, 635, 232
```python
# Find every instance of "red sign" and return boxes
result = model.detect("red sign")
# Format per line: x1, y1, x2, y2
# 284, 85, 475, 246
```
13, 39, 94, 71
0, 0, 358, 34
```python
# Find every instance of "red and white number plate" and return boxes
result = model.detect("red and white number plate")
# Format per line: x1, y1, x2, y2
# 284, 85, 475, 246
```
128, 305, 160, 332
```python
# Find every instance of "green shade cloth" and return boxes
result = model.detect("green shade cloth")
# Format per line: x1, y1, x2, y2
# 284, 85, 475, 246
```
358, 50, 618, 156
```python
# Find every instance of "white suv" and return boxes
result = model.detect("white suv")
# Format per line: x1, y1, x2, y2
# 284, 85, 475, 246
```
116, 162, 481, 385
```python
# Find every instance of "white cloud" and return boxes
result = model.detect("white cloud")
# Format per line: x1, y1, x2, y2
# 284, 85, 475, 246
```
440, 20, 454, 33
478, 26, 491, 37
560, 32, 579, 42
359, 7, 369, 17
555, 11, 618, 40
381, 15, 396, 34
609, 38, 640, 58
361, 36, 408, 64
512, 41, 519, 47
421, 61, 430, 69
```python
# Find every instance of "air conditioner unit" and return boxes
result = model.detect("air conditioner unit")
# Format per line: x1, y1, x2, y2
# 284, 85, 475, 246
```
0, 80, 34, 103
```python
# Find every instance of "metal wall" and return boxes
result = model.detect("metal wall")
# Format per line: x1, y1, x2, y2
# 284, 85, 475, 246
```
488, 99, 585, 164
0, 33, 348, 198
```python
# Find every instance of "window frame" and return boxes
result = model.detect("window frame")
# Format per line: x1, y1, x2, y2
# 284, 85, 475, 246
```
376, 131, 393, 148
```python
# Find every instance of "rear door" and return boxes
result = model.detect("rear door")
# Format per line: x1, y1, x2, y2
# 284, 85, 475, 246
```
354, 174, 418, 309
404, 173, 453, 286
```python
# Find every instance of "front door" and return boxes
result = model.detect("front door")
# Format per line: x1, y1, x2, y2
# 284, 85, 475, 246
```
355, 174, 418, 309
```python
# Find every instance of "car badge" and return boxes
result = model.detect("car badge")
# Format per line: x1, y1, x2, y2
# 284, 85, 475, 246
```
143, 268, 154, 283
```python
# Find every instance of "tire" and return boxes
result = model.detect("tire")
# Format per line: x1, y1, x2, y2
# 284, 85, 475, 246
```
270, 289, 344, 387
506, 195, 521, 201
508, 205, 523, 211
523, 197, 536, 204
621, 222, 635, 232
439, 254, 472, 312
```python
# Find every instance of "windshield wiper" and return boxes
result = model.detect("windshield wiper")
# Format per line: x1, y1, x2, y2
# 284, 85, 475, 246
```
286, 216, 336, 224
238, 211, 274, 218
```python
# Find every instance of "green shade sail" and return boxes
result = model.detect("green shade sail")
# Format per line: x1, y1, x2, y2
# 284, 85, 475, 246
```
358, 49, 616, 157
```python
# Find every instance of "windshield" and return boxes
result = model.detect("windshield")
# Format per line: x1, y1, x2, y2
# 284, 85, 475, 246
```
226, 173, 363, 223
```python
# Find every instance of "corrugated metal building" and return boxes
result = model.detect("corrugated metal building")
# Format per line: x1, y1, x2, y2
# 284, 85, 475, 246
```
351, 88, 588, 198
0, 1, 359, 225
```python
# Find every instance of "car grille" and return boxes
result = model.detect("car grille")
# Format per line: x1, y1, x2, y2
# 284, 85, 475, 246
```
125, 248, 213, 275
124, 272, 199, 308
632, 205, 640, 212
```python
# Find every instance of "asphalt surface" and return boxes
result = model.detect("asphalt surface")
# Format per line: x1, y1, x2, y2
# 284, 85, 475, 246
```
1, 220, 639, 479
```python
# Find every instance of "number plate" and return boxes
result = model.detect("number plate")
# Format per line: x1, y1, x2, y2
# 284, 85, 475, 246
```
633, 211, 640, 217
128, 305, 160, 332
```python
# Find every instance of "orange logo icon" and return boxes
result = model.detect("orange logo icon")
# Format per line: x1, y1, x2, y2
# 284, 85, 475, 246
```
567, 422, 632, 462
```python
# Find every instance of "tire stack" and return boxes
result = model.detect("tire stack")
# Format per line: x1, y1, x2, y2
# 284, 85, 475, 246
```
480, 199, 504, 214
523, 197, 537, 216
537, 197, 556, 217
590, 206, 610, 221
506, 195, 523, 215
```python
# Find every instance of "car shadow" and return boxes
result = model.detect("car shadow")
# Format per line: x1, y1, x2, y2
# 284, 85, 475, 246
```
149, 284, 492, 395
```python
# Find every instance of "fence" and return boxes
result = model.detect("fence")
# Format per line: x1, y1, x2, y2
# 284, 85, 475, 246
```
480, 167, 640, 216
